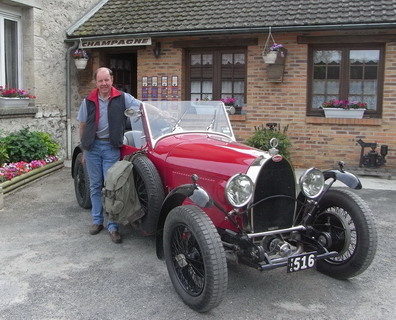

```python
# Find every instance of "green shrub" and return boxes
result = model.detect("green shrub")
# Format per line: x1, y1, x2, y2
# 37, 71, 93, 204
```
0, 137, 9, 166
35, 131, 60, 156
3, 128, 60, 163
245, 123, 292, 159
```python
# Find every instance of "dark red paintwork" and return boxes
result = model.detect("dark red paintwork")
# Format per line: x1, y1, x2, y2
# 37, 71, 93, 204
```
123, 132, 265, 230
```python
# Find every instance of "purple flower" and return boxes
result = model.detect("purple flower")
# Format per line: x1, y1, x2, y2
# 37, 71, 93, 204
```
270, 43, 283, 51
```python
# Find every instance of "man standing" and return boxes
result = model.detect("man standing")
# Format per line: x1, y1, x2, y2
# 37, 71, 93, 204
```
77, 67, 141, 243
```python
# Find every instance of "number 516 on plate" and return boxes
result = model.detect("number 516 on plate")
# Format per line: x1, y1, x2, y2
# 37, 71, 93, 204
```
287, 252, 317, 273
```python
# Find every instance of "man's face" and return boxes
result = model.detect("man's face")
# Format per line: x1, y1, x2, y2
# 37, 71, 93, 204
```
96, 69, 113, 98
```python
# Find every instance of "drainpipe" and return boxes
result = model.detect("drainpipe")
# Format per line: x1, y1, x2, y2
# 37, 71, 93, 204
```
65, 41, 79, 161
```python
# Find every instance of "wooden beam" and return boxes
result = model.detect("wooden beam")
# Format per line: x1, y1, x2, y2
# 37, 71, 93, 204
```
298, 34, 396, 44
173, 38, 258, 48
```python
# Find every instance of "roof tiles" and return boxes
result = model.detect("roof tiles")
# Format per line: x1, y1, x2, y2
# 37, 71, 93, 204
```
68, 0, 396, 37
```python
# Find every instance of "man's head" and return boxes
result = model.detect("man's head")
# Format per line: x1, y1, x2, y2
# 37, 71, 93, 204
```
94, 67, 113, 99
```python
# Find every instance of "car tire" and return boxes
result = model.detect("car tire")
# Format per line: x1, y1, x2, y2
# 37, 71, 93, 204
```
73, 152, 91, 209
131, 154, 165, 235
163, 205, 228, 313
314, 188, 377, 279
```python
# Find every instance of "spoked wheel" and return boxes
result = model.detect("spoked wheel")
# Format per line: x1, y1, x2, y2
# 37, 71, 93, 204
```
313, 188, 377, 279
131, 154, 164, 235
73, 152, 91, 209
164, 205, 228, 313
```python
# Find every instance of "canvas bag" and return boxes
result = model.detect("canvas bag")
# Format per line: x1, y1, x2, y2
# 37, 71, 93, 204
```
102, 160, 144, 225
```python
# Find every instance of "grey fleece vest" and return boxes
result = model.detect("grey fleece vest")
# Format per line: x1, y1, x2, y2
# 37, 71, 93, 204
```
81, 93, 126, 151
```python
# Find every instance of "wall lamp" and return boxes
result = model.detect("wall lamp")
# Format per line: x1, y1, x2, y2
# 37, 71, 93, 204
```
153, 42, 161, 58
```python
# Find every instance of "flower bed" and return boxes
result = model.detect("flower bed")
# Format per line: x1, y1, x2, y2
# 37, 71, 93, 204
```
0, 155, 58, 182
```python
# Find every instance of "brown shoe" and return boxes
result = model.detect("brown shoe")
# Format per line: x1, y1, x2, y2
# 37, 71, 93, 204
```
89, 224, 104, 235
109, 230, 122, 243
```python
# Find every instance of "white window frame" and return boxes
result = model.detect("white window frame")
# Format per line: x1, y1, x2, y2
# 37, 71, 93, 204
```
0, 4, 22, 88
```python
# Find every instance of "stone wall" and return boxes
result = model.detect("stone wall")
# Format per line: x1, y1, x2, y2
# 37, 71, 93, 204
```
0, 0, 99, 160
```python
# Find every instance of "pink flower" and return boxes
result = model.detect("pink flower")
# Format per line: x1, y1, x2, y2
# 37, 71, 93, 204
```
221, 97, 236, 106
0, 156, 57, 181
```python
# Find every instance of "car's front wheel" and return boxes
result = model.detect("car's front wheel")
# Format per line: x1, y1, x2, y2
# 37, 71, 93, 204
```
163, 205, 228, 313
314, 188, 377, 279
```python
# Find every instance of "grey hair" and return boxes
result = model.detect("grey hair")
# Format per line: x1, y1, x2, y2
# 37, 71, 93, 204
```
93, 67, 113, 81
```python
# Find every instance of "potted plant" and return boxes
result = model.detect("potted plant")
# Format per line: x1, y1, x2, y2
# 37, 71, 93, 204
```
72, 48, 89, 69
0, 86, 36, 108
322, 99, 367, 118
221, 97, 240, 114
262, 43, 286, 64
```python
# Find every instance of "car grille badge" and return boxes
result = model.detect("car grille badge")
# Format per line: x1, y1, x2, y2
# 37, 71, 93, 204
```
272, 154, 283, 162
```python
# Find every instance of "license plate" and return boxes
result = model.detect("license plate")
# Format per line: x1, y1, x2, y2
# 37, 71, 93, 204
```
287, 252, 317, 273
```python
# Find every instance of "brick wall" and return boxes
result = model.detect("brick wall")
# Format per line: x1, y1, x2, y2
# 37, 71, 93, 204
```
237, 32, 395, 170
137, 39, 183, 101
77, 32, 395, 170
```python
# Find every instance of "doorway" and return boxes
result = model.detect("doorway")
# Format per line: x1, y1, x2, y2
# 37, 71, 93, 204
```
108, 53, 137, 98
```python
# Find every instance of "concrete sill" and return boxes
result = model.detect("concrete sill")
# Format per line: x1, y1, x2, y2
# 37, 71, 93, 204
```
229, 114, 247, 121
306, 117, 382, 126
0, 106, 38, 118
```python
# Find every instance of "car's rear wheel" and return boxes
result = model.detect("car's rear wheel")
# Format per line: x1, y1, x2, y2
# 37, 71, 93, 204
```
163, 205, 228, 313
131, 154, 164, 235
73, 152, 91, 209
314, 188, 377, 279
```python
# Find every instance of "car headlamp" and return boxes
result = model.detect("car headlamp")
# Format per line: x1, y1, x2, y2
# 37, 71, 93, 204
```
225, 173, 253, 207
299, 168, 325, 199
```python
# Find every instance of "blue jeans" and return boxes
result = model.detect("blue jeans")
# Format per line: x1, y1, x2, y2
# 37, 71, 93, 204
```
84, 140, 120, 232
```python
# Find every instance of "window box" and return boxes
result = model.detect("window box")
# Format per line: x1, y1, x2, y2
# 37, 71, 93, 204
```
0, 97, 30, 108
323, 108, 365, 119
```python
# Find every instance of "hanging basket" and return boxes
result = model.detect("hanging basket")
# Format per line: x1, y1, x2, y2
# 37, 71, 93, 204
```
262, 27, 287, 65
262, 51, 278, 64
74, 58, 88, 70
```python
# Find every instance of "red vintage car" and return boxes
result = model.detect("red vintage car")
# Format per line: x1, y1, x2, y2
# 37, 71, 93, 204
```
72, 101, 377, 312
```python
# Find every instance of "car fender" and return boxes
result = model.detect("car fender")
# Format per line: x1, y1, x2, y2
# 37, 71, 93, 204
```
156, 183, 213, 259
323, 169, 362, 189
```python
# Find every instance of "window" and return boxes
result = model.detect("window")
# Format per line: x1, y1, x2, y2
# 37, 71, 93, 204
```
0, 7, 21, 88
187, 49, 246, 106
308, 44, 384, 117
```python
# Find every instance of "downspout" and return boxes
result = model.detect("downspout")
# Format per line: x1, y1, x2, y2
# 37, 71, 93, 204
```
65, 41, 79, 160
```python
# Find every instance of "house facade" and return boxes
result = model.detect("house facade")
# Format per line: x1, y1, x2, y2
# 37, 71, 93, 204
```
2, 0, 395, 170
0, 0, 98, 159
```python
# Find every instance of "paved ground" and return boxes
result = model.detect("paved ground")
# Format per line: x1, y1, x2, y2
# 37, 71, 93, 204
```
0, 167, 395, 319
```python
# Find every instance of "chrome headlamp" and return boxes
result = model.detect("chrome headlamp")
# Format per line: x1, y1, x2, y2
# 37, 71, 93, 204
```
225, 173, 253, 207
299, 168, 325, 199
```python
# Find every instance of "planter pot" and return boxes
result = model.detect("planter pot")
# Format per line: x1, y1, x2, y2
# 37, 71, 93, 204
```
262, 51, 278, 64
234, 105, 242, 115
0, 97, 30, 108
225, 105, 236, 115
323, 108, 365, 119
74, 58, 89, 69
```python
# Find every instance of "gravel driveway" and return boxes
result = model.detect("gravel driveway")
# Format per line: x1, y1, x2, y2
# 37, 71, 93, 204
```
0, 168, 394, 319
